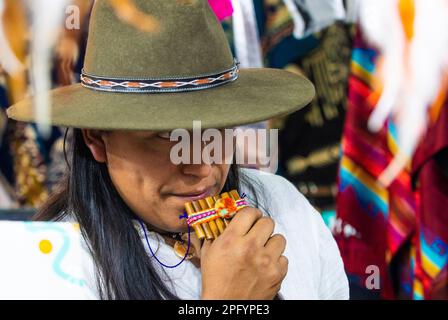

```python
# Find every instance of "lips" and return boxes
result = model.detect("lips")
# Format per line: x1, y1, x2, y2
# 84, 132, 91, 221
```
172, 185, 215, 201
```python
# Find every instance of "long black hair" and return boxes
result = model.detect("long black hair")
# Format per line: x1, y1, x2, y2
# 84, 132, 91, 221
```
34, 128, 262, 299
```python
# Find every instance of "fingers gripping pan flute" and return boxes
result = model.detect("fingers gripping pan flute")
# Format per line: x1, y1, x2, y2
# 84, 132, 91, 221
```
184, 190, 247, 240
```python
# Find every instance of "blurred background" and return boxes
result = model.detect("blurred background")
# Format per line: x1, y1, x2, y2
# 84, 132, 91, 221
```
0, 0, 447, 300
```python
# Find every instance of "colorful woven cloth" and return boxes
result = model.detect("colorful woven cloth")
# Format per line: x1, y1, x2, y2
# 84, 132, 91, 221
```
335, 27, 448, 299
411, 94, 448, 299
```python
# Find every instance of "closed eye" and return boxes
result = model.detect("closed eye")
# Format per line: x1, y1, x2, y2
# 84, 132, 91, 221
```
157, 131, 171, 139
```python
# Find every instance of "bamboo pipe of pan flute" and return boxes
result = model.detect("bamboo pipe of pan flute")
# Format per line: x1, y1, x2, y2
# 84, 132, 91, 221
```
203, 197, 226, 235
198, 199, 220, 238
184, 202, 206, 240
191, 200, 215, 240
229, 190, 242, 203
185, 190, 244, 240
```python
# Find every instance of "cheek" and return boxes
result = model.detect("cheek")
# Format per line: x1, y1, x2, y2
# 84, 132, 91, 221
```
105, 141, 175, 211
107, 137, 173, 179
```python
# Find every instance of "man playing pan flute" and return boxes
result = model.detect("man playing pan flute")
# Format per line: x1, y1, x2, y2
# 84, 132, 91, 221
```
7, 0, 348, 300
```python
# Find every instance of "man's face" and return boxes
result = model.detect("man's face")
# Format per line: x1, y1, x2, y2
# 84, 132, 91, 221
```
83, 129, 232, 233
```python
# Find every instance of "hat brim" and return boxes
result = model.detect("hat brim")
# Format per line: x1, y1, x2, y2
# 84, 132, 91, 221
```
7, 68, 315, 131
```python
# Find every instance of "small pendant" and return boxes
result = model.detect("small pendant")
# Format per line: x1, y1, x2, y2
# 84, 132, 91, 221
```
174, 240, 195, 260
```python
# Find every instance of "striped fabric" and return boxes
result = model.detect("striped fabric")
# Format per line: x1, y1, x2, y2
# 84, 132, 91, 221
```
335, 27, 448, 299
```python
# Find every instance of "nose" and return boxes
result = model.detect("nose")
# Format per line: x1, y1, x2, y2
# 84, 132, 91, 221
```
181, 162, 212, 180
179, 135, 213, 180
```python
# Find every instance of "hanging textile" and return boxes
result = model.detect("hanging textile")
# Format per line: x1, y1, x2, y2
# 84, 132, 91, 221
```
411, 96, 448, 299
335, 0, 448, 299
278, 22, 353, 212
334, 28, 415, 298
335, 24, 448, 299
0, 0, 94, 208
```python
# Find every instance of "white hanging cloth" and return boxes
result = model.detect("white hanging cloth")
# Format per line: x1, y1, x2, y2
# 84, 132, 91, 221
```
231, 0, 263, 68
283, 0, 348, 39
26, 0, 70, 136
344, 0, 362, 23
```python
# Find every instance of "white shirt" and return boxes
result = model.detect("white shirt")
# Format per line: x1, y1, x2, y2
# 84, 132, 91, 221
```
81, 168, 349, 300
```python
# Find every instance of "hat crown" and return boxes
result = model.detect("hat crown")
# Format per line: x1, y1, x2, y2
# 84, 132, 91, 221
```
84, 0, 234, 78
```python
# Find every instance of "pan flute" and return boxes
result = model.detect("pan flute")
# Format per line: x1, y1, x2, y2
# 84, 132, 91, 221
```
185, 189, 247, 240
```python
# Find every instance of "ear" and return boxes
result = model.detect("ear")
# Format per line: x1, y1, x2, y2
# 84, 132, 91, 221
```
81, 129, 108, 163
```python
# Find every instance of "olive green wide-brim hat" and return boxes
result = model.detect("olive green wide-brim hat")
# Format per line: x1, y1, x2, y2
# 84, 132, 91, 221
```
7, 0, 315, 131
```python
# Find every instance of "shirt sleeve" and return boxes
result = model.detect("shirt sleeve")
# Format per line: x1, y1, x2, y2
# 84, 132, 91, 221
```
280, 175, 349, 299
313, 207, 350, 299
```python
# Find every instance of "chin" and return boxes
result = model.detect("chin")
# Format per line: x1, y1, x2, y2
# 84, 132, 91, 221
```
162, 218, 189, 234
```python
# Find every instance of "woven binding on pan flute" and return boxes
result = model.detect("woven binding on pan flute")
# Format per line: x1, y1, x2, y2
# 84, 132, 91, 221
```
184, 190, 247, 240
